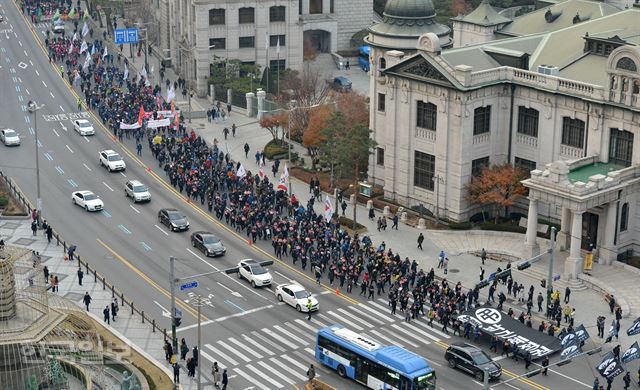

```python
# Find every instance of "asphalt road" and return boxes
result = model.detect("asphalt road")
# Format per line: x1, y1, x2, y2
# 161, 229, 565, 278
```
0, 2, 615, 390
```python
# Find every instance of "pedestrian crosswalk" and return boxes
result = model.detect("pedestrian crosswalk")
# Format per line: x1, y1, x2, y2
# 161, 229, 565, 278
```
198, 298, 450, 389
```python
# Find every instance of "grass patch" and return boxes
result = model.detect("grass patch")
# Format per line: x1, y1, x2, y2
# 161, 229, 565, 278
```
263, 139, 288, 159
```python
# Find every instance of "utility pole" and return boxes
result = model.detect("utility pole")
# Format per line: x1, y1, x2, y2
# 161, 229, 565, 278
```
547, 226, 556, 314
27, 101, 43, 227
287, 100, 295, 195
433, 174, 445, 223
196, 295, 203, 390
169, 256, 177, 351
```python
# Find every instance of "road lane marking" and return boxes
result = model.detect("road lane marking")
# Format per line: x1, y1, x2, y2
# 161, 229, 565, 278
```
319, 312, 363, 331
101, 210, 112, 218
83, 135, 90, 142
224, 299, 245, 312
402, 321, 441, 343
337, 307, 374, 328
34, 69, 39, 76
49, 91, 54, 98
52, 128, 59, 137
294, 319, 319, 334
66, 145, 74, 153
25, 88, 30, 95
42, 80, 46, 87
262, 328, 297, 349
28, 127, 34, 135
228, 337, 263, 359
390, 323, 430, 344
351, 303, 394, 323
255, 362, 294, 384
273, 325, 308, 346
129, 205, 140, 214
60, 123, 67, 131
102, 182, 114, 191
232, 368, 271, 390
241, 334, 275, 356
54, 165, 64, 175
43, 152, 52, 160
154, 224, 169, 236
279, 354, 308, 372
204, 344, 239, 366
59, 105, 64, 111
120, 172, 126, 177
266, 358, 306, 381
67, 179, 78, 188
18, 40, 22, 46
37, 139, 42, 148
368, 329, 408, 348
140, 241, 152, 251
117, 224, 132, 235
244, 364, 283, 388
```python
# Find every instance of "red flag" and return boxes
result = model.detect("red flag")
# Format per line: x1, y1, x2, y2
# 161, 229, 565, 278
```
137, 106, 145, 126
157, 93, 162, 111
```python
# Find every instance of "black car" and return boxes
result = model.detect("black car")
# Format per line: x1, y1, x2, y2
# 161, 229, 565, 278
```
158, 208, 189, 231
191, 231, 226, 257
331, 76, 352, 92
444, 342, 501, 381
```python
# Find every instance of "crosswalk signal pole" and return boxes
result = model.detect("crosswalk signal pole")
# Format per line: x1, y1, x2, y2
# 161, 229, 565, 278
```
546, 227, 556, 315
170, 256, 177, 351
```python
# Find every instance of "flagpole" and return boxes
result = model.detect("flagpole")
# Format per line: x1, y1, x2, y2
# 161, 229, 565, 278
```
277, 38, 280, 96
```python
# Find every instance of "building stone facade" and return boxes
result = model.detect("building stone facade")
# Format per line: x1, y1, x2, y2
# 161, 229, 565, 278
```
156, 0, 372, 97
368, 8, 640, 268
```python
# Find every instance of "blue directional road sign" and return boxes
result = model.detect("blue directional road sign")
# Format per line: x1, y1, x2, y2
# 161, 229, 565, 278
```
114, 28, 139, 45
180, 280, 198, 291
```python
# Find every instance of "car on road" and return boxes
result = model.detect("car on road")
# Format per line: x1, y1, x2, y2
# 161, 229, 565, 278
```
71, 190, 104, 211
0, 129, 20, 146
99, 149, 126, 172
445, 342, 501, 382
190, 231, 226, 257
237, 259, 272, 287
331, 76, 352, 92
124, 180, 151, 202
53, 20, 65, 34
158, 208, 189, 231
73, 119, 95, 136
275, 283, 319, 312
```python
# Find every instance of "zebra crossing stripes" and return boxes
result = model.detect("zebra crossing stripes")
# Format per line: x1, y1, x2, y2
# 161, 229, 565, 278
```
228, 337, 263, 359
245, 364, 284, 388
204, 344, 239, 366
410, 317, 452, 339
217, 340, 251, 362
261, 359, 307, 382
319, 311, 364, 331
251, 330, 286, 352
199, 349, 222, 368
337, 307, 375, 328
242, 334, 275, 356
253, 362, 295, 385
280, 353, 310, 372
294, 318, 320, 333
391, 324, 430, 344
233, 367, 272, 390
402, 321, 443, 343
346, 304, 387, 325
371, 328, 419, 348
310, 317, 327, 328
262, 327, 298, 349
286, 322, 315, 341
273, 324, 309, 345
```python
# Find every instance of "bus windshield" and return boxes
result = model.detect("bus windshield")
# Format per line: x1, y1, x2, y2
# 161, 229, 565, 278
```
414, 372, 436, 390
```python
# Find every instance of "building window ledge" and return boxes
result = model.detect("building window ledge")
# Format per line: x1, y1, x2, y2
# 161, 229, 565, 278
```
473, 132, 490, 145
516, 133, 538, 148
560, 144, 585, 159
416, 127, 436, 142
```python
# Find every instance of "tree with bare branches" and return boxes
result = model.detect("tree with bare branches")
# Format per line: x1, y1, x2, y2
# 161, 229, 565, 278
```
467, 164, 527, 223
259, 112, 289, 142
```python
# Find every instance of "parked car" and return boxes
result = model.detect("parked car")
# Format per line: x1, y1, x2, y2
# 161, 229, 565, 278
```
445, 342, 502, 382
53, 20, 65, 34
332, 76, 352, 92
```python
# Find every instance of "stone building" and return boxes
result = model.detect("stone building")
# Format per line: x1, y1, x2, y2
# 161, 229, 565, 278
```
367, 8, 640, 268
158, 0, 372, 96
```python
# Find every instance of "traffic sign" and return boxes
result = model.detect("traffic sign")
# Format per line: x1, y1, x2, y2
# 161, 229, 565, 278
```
114, 28, 139, 45
180, 280, 198, 291
174, 308, 182, 317
553, 274, 561, 281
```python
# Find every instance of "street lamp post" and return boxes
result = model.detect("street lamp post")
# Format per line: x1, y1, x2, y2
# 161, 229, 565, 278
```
433, 174, 445, 223
27, 101, 44, 226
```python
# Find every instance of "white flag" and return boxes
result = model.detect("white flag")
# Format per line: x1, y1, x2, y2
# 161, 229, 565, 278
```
68, 42, 74, 54
81, 22, 89, 37
166, 85, 175, 102
150, 65, 154, 75
79, 40, 88, 54
277, 37, 280, 55
82, 55, 91, 70
265, 35, 269, 50
102, 46, 108, 60
72, 32, 78, 41
123, 64, 129, 80
277, 164, 289, 192
90, 44, 96, 55
237, 164, 247, 178
73, 71, 81, 85
140, 66, 147, 80
324, 196, 334, 222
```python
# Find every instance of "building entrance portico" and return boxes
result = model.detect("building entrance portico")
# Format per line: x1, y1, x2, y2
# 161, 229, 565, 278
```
522, 156, 640, 279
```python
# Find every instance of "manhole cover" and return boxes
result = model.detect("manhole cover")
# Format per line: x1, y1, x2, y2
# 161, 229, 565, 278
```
1, 222, 20, 229
14, 237, 36, 245
448, 268, 459, 273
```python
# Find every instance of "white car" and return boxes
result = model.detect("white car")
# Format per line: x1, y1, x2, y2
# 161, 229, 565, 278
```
53, 20, 65, 34
275, 283, 319, 312
0, 129, 20, 146
73, 119, 95, 136
99, 149, 126, 172
124, 180, 151, 202
237, 259, 272, 288
71, 190, 104, 211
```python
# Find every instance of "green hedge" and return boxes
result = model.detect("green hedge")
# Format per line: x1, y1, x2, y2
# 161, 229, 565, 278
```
449, 221, 472, 230
0, 196, 8, 207
479, 222, 526, 234
337, 216, 366, 231
263, 139, 288, 159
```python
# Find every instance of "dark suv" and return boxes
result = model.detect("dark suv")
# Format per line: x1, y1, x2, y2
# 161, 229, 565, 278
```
445, 342, 501, 381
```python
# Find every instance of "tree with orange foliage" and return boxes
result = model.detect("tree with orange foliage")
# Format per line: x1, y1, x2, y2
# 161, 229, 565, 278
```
259, 111, 289, 142
467, 164, 527, 223
334, 91, 369, 128
302, 105, 332, 167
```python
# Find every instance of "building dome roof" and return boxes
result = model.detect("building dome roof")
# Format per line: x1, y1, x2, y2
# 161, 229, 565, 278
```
384, 0, 436, 19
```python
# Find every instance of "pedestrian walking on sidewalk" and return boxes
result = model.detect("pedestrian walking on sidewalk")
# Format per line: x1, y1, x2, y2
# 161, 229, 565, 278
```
232, 123, 236, 137
180, 338, 189, 360
244, 142, 250, 158
52, 275, 58, 292
46, 225, 53, 243
83, 292, 91, 311
31, 220, 37, 236
565, 286, 571, 303
103, 305, 110, 325
542, 356, 549, 375
111, 298, 118, 322
392, 214, 399, 229
417, 233, 424, 250
481, 248, 487, 265
212, 362, 221, 388
173, 362, 180, 384
222, 368, 228, 390
77, 268, 84, 286
307, 364, 316, 385
43, 266, 49, 283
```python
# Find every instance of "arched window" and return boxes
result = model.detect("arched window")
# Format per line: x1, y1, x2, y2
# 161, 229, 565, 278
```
239, 7, 255, 24
616, 57, 637, 72
379, 57, 386, 69
620, 203, 629, 231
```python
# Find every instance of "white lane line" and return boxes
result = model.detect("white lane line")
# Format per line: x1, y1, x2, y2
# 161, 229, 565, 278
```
66, 145, 74, 153
217, 340, 251, 363
228, 337, 263, 359
120, 172, 126, 177
261, 328, 297, 349
319, 312, 363, 331
294, 319, 319, 334
241, 334, 275, 356
356, 302, 396, 323
29, 60, 34, 66
23, 49, 27, 56
279, 354, 308, 371
83, 164, 92, 172
346, 305, 386, 325
367, 330, 406, 348
373, 328, 420, 348
42, 80, 47, 87
25, 88, 30, 95
204, 344, 239, 366
337, 307, 374, 328
411, 318, 453, 339
18, 40, 22, 47
59, 105, 64, 111
129, 205, 140, 214
199, 349, 219, 366
49, 91, 55, 98
273, 325, 309, 346
83, 136, 90, 142
310, 318, 327, 328
285, 322, 315, 341
250, 331, 285, 353
52, 128, 59, 137
245, 364, 284, 388
256, 361, 294, 384
266, 358, 307, 381
103, 182, 114, 191
388, 325, 425, 346
402, 322, 441, 343
34, 69, 39, 76
154, 224, 169, 236
533, 364, 590, 388
232, 368, 271, 390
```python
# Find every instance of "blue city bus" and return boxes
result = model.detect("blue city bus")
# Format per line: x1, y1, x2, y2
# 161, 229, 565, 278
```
315, 324, 436, 390
358, 45, 371, 72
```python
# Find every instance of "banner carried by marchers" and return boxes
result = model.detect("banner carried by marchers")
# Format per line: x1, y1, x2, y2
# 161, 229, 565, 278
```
622, 341, 640, 364
147, 118, 171, 129
597, 351, 624, 380
627, 317, 640, 336
119, 122, 141, 130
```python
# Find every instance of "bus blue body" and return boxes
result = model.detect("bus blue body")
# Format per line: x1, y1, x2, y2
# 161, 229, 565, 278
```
315, 324, 436, 390
358, 45, 371, 72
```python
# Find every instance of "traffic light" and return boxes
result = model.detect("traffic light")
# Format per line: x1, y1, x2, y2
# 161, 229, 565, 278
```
173, 316, 182, 327
517, 261, 531, 271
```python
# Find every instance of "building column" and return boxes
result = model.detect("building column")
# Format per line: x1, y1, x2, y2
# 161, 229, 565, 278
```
524, 198, 540, 258
564, 210, 583, 280
557, 207, 571, 250
601, 202, 618, 265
